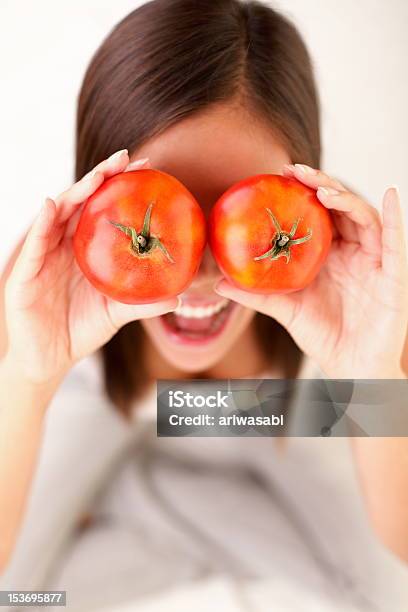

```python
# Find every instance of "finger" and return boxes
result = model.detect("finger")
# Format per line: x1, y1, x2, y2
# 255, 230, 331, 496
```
330, 210, 357, 242
381, 186, 408, 280
107, 296, 179, 329
12, 198, 57, 284
282, 164, 346, 192
55, 149, 130, 224
316, 187, 382, 257
214, 279, 298, 331
63, 156, 152, 240
65, 158, 151, 240
124, 157, 150, 172
65, 207, 82, 239
282, 164, 355, 244
80, 149, 129, 181
54, 170, 105, 224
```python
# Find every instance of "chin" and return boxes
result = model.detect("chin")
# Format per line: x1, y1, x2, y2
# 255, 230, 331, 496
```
141, 298, 255, 375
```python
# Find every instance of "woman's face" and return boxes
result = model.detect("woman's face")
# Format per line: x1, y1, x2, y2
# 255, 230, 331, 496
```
134, 103, 291, 373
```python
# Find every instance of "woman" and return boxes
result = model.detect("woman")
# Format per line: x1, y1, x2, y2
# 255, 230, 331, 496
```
1, 0, 407, 610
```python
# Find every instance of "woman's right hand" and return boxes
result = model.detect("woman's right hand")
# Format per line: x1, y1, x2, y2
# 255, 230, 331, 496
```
3, 150, 178, 388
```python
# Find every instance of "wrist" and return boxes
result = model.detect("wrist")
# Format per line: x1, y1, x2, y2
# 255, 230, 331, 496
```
0, 353, 64, 410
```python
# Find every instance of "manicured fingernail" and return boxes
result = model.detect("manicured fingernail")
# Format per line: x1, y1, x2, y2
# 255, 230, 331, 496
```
283, 164, 296, 173
126, 158, 149, 170
317, 187, 339, 197
295, 164, 317, 175
37, 198, 54, 223
389, 184, 400, 196
40, 198, 51, 215
108, 149, 128, 162
82, 168, 99, 181
214, 280, 227, 294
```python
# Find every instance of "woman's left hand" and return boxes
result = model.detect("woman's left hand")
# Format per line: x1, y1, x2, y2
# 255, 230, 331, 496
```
215, 164, 408, 378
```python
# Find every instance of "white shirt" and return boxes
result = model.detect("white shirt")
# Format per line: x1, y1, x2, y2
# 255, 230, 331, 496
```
2, 353, 408, 612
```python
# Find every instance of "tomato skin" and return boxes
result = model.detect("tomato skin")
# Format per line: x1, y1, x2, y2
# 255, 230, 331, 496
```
73, 170, 206, 304
209, 174, 333, 294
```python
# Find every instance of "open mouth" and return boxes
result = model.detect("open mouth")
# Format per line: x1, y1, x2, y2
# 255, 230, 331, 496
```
161, 298, 236, 343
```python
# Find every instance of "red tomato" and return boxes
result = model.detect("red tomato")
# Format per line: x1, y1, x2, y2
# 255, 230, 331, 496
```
209, 174, 333, 293
74, 169, 206, 304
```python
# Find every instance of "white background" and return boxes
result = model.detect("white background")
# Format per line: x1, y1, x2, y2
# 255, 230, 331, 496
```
1, 0, 407, 267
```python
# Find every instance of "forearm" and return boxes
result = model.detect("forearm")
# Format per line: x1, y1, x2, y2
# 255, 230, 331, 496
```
351, 436, 408, 562
350, 368, 408, 563
0, 356, 60, 573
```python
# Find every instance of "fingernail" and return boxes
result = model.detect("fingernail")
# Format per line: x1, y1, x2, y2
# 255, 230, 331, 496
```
214, 280, 227, 294
37, 198, 55, 223
41, 198, 51, 215
389, 184, 400, 196
283, 164, 296, 173
83, 168, 99, 181
108, 149, 128, 162
295, 164, 317, 175
125, 158, 149, 171
317, 187, 339, 197
168, 297, 182, 312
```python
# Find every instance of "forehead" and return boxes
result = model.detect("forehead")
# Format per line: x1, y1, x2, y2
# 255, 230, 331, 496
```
132, 103, 291, 211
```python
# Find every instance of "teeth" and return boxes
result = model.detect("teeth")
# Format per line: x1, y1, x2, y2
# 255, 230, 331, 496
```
175, 299, 229, 319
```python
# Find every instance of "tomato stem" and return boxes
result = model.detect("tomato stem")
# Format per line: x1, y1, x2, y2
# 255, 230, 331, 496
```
109, 203, 174, 263
254, 207, 312, 264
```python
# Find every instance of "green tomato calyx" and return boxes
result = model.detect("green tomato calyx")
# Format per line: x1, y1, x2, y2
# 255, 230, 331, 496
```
254, 207, 312, 264
109, 202, 174, 263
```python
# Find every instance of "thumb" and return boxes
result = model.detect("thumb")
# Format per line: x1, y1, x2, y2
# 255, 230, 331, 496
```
107, 297, 179, 329
214, 279, 299, 331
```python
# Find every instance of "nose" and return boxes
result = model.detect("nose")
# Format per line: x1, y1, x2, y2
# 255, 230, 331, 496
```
189, 245, 223, 291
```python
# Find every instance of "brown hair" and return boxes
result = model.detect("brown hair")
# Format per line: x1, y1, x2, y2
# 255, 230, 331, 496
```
75, 0, 321, 413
